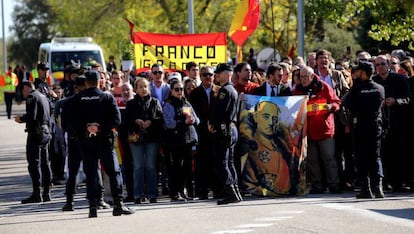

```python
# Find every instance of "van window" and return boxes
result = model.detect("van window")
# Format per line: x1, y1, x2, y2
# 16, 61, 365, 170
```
51, 50, 104, 72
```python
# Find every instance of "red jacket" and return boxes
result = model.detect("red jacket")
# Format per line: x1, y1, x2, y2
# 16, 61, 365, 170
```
292, 75, 340, 140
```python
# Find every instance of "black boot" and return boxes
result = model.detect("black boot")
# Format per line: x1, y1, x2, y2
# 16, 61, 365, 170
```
88, 200, 98, 218
98, 192, 111, 209
42, 186, 51, 202
21, 187, 42, 204
113, 198, 135, 216
217, 185, 241, 205
373, 177, 385, 199
356, 177, 374, 199
62, 195, 74, 211
234, 184, 243, 201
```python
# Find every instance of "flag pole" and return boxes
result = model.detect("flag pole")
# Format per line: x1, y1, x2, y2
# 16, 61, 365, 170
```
1, 0, 6, 72
188, 0, 194, 34
237, 45, 242, 64
270, 0, 277, 62
297, 0, 305, 57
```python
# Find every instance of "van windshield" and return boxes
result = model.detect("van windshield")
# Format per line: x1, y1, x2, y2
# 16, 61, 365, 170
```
51, 51, 104, 72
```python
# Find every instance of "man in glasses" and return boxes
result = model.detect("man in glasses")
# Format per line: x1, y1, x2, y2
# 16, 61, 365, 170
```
189, 65, 219, 200
389, 55, 402, 74
253, 62, 291, 96
149, 64, 170, 105
372, 54, 411, 193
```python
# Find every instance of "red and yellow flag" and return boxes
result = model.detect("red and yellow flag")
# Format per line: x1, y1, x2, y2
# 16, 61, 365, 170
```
228, 0, 260, 47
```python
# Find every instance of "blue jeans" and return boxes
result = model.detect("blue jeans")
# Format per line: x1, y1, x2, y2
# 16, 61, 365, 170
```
130, 142, 159, 199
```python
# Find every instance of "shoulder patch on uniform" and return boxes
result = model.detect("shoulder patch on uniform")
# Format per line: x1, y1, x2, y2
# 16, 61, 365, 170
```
218, 92, 226, 99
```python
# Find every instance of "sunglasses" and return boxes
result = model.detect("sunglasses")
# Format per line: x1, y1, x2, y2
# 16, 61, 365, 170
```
391, 62, 399, 65
152, 71, 163, 75
202, 73, 214, 77
173, 87, 184, 92
375, 62, 387, 67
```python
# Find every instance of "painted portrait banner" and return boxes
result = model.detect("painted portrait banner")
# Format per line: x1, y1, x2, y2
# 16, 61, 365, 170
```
238, 94, 308, 196
131, 32, 227, 72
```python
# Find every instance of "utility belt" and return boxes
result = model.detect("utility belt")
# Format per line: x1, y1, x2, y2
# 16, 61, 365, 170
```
218, 122, 236, 137
352, 113, 382, 126
26, 124, 50, 135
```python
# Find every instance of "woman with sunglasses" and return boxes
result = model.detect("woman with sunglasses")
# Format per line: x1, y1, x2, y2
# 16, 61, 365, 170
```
163, 79, 199, 201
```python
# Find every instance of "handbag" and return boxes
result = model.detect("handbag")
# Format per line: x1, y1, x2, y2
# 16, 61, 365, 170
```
128, 131, 143, 143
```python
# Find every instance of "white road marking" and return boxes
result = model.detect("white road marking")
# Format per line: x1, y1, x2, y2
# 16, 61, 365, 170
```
211, 209, 301, 234
255, 216, 294, 222
211, 229, 253, 234
319, 202, 414, 228
236, 223, 274, 228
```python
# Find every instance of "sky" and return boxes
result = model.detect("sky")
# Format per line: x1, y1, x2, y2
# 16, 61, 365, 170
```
1, 0, 15, 38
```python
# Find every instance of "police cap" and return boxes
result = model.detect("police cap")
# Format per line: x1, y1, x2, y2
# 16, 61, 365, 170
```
354, 61, 374, 76
37, 62, 50, 70
84, 70, 101, 81
215, 63, 233, 73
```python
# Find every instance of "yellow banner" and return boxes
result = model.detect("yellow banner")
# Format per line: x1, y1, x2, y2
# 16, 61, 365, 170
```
132, 32, 227, 72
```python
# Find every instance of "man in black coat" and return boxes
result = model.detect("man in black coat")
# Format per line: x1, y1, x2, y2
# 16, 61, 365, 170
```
372, 54, 411, 192
189, 65, 219, 199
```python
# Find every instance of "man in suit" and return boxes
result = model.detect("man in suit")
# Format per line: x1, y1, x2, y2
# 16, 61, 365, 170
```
149, 64, 170, 105
149, 63, 171, 196
253, 62, 291, 96
189, 65, 219, 199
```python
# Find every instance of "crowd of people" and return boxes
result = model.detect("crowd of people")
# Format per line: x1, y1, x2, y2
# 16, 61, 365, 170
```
7, 47, 414, 218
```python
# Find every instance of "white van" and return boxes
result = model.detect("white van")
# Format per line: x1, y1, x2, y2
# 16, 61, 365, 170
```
38, 37, 106, 82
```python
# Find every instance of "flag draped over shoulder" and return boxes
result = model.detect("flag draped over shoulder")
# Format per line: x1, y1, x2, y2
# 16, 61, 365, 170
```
228, 0, 260, 46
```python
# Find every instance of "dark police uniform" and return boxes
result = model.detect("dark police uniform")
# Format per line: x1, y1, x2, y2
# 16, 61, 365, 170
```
344, 62, 385, 198
73, 70, 134, 217
60, 76, 109, 211
210, 63, 241, 205
20, 87, 52, 203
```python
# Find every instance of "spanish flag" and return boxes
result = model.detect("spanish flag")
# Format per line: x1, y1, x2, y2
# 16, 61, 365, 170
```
228, 0, 260, 47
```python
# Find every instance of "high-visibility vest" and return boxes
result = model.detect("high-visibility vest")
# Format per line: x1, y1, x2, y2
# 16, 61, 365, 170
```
31, 68, 39, 80
2, 71, 18, 93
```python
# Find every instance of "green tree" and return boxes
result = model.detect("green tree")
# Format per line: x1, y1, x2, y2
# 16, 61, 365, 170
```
8, 0, 57, 68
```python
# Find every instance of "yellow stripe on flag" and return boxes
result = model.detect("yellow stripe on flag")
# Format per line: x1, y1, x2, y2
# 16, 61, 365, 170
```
228, 0, 249, 36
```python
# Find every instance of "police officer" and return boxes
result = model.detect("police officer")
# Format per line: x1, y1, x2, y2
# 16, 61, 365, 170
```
72, 70, 134, 218
344, 61, 385, 198
15, 81, 53, 203
208, 63, 242, 205
34, 62, 57, 100
60, 75, 110, 211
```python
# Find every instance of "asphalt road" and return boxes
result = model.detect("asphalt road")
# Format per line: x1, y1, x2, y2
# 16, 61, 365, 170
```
0, 104, 413, 234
